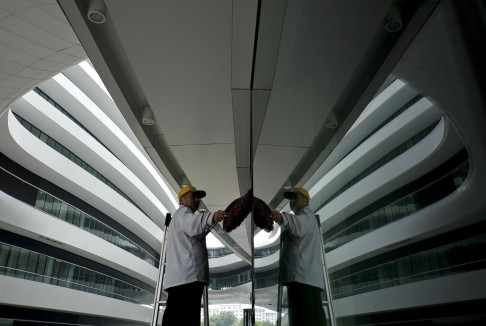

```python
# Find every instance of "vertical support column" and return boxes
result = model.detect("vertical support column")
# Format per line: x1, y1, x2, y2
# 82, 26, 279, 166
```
316, 214, 336, 326
250, 212, 255, 323
276, 233, 283, 326
243, 308, 253, 326
203, 285, 209, 326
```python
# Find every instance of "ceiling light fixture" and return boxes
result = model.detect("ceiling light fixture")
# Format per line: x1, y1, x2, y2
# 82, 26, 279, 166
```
87, 0, 107, 24
384, 4, 403, 32
142, 105, 155, 125
325, 121, 338, 129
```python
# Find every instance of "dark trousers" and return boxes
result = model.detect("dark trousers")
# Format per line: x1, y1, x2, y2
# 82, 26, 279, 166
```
287, 282, 327, 326
162, 282, 205, 325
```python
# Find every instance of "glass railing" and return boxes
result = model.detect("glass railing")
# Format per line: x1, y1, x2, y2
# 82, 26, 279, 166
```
324, 159, 469, 252
208, 247, 234, 259
329, 233, 486, 299
209, 269, 279, 290
33, 87, 119, 160
208, 243, 280, 259
13, 113, 147, 216
318, 121, 440, 211
254, 243, 280, 258
0, 242, 154, 304
0, 166, 158, 267
35, 190, 158, 267
209, 269, 251, 290
340, 94, 424, 166
255, 272, 279, 288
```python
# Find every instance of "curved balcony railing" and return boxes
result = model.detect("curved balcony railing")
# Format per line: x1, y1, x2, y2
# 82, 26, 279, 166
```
208, 247, 233, 259
13, 113, 147, 216
329, 233, 486, 299
255, 273, 279, 289
324, 159, 469, 253
254, 243, 280, 258
208, 243, 280, 260
0, 166, 158, 267
209, 268, 279, 290
0, 242, 154, 304
318, 121, 440, 211
209, 269, 251, 290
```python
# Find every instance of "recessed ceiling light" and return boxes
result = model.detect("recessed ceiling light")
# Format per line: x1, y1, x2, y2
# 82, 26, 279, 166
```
142, 105, 155, 125
87, 0, 107, 24
325, 121, 338, 129
384, 4, 402, 33
87, 9, 105, 24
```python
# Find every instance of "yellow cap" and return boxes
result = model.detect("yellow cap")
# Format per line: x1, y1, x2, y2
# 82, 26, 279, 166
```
283, 186, 310, 200
178, 185, 206, 199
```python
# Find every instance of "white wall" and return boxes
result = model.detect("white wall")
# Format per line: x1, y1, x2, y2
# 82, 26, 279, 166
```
332, 270, 486, 317
0, 275, 152, 323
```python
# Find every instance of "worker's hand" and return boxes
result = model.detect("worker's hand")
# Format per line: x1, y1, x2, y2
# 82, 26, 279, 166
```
271, 211, 283, 224
213, 210, 226, 223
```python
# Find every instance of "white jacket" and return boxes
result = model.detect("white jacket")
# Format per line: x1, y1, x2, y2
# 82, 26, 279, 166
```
279, 207, 325, 289
163, 205, 215, 290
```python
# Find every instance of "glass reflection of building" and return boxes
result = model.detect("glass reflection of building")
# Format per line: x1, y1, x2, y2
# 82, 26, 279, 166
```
1, 1, 485, 325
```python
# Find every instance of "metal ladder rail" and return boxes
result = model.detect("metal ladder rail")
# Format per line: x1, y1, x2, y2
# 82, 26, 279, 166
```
276, 232, 283, 326
150, 213, 171, 326
316, 214, 336, 326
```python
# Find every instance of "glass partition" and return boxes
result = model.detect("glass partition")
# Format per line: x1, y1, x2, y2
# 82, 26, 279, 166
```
0, 242, 153, 304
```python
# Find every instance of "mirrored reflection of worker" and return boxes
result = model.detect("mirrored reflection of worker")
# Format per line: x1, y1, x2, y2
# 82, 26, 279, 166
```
162, 185, 226, 325
271, 187, 326, 326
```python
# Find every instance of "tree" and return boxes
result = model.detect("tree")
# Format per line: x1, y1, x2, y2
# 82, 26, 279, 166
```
230, 318, 242, 326
255, 321, 275, 326
209, 311, 238, 326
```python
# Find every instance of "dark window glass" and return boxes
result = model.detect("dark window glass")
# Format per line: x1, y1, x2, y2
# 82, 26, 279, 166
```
66, 206, 75, 223
47, 137, 56, 148
43, 194, 54, 214
62, 147, 70, 158
15, 248, 29, 279
72, 210, 81, 227
25, 251, 39, 280
21, 119, 31, 130
35, 191, 46, 209
31, 126, 41, 138
52, 198, 61, 217
54, 142, 63, 153
43, 257, 54, 283
34, 255, 46, 282
39, 132, 48, 143
83, 215, 92, 230
59, 202, 68, 220
0, 244, 10, 269
78, 211, 86, 228
6, 247, 20, 277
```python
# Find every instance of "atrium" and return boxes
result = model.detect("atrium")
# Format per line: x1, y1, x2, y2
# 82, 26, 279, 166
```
1, 0, 485, 325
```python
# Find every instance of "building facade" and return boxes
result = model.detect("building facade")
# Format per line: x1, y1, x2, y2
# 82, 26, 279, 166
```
1, 0, 485, 325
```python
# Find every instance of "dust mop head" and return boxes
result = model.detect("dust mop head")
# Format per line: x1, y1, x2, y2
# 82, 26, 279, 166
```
223, 189, 253, 232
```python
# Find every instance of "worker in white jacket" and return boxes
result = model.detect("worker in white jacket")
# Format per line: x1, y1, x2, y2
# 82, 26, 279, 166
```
162, 185, 226, 325
271, 187, 326, 326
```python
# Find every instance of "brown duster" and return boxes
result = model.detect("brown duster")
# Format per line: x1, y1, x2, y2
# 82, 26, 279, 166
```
223, 189, 273, 233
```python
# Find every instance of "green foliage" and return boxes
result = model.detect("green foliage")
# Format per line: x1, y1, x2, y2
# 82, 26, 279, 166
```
230, 318, 242, 326
209, 311, 238, 326
255, 321, 275, 326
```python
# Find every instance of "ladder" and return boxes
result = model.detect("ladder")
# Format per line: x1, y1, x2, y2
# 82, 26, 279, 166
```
150, 213, 171, 326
